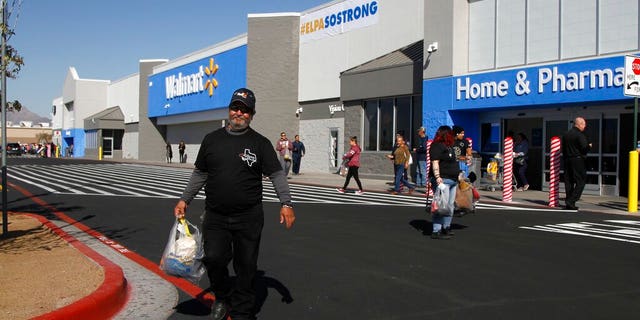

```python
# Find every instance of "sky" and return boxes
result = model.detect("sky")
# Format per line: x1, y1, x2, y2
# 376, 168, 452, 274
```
7, 0, 330, 118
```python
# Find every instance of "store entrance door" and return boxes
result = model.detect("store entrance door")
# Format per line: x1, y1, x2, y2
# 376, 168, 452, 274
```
102, 137, 113, 158
619, 113, 640, 198
504, 118, 543, 190
329, 128, 339, 170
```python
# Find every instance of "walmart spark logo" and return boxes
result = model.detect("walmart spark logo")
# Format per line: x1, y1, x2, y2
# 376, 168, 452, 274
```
164, 57, 220, 99
205, 58, 219, 96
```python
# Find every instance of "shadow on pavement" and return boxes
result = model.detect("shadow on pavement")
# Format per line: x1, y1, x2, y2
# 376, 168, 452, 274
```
254, 270, 294, 315
173, 296, 211, 316
173, 270, 294, 317
410, 219, 468, 236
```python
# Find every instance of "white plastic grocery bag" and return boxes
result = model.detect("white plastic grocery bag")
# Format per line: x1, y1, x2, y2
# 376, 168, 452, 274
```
159, 218, 205, 283
431, 183, 452, 216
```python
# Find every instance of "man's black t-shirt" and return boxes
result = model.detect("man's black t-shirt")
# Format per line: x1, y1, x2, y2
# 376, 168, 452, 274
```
429, 142, 459, 180
194, 127, 282, 214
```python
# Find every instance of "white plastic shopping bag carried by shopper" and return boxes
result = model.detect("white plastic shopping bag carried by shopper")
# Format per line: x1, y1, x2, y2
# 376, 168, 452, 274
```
159, 218, 205, 283
430, 183, 451, 215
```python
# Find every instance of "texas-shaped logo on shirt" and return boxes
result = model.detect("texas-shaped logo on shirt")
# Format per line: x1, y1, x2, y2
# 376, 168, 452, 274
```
240, 148, 257, 167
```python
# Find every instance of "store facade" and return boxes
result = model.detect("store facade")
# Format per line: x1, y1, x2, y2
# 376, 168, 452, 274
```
145, 0, 425, 177
51, 0, 640, 197
425, 55, 633, 196
422, 0, 639, 196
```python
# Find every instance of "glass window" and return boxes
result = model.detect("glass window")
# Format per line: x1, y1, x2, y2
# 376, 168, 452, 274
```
545, 120, 568, 153
379, 98, 394, 151
585, 174, 599, 184
395, 97, 411, 146
100, 129, 124, 150
481, 123, 500, 153
114, 130, 124, 150
601, 118, 617, 154
362, 95, 420, 151
602, 175, 617, 185
585, 156, 599, 172
584, 118, 599, 153
412, 96, 423, 143
364, 100, 378, 151
601, 156, 617, 173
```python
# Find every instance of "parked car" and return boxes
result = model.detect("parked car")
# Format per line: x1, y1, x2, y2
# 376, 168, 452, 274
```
6, 143, 23, 156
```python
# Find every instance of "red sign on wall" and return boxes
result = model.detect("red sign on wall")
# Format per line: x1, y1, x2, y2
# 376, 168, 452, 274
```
625, 55, 640, 97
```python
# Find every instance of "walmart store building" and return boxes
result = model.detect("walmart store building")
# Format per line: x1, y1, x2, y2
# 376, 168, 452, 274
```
56, 0, 639, 197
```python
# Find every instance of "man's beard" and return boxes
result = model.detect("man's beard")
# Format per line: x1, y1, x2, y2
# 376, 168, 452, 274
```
229, 114, 251, 131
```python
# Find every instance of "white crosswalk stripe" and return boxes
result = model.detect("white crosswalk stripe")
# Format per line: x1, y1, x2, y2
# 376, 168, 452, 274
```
8, 163, 527, 209
520, 220, 640, 244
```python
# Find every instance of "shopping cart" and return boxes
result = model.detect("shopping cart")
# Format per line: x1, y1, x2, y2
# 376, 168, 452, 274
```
480, 153, 516, 192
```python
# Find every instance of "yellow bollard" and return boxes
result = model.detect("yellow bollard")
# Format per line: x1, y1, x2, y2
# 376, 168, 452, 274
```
99, 146, 103, 161
629, 151, 638, 213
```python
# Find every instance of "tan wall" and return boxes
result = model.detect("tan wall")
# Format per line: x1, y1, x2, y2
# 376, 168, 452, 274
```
0, 127, 53, 144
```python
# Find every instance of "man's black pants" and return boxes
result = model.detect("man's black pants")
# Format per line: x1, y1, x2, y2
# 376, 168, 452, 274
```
202, 206, 264, 320
564, 157, 586, 207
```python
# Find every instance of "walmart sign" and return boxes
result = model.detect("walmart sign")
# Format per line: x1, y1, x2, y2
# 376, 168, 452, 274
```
148, 45, 246, 117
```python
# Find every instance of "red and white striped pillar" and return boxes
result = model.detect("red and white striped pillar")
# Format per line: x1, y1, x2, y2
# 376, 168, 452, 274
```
503, 137, 514, 202
465, 137, 473, 166
425, 139, 433, 196
548, 136, 561, 207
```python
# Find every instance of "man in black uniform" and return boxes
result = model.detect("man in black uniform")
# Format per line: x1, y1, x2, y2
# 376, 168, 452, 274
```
174, 88, 296, 320
562, 117, 591, 210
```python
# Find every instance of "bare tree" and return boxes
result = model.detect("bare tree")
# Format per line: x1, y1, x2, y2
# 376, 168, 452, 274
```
1, 1, 25, 112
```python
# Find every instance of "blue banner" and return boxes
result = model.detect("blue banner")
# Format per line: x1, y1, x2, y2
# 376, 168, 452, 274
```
425, 55, 633, 110
148, 45, 247, 117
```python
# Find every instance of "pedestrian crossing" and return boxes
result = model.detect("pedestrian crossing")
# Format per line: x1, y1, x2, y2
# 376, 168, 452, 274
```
8, 163, 525, 209
520, 220, 640, 245
8, 163, 430, 207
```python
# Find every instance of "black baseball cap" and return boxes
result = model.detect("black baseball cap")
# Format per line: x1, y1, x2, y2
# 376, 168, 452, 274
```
229, 88, 256, 114
452, 125, 464, 134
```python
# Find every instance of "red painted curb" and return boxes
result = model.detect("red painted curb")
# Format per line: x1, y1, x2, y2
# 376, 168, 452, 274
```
22, 213, 130, 320
9, 182, 215, 310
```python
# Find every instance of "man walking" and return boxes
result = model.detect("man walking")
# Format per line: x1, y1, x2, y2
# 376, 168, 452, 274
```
413, 127, 428, 187
291, 134, 306, 175
562, 117, 591, 210
173, 88, 296, 320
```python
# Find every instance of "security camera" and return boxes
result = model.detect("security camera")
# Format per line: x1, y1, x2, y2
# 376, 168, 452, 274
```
427, 42, 438, 53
